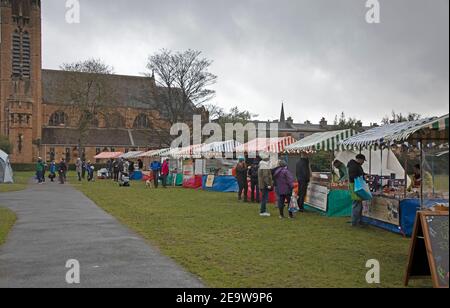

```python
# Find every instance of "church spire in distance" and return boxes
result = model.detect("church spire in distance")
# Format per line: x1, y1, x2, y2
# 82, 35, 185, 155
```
280, 102, 286, 123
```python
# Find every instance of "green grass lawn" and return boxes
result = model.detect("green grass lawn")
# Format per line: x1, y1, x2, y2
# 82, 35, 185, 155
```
74, 176, 432, 288
0, 172, 34, 193
0, 207, 16, 246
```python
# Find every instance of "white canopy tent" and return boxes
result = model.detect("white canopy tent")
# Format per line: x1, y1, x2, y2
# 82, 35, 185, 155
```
335, 149, 412, 187
0, 150, 14, 184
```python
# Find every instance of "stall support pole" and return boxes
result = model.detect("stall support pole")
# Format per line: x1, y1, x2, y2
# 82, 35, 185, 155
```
404, 146, 408, 199
380, 146, 383, 192
420, 140, 424, 209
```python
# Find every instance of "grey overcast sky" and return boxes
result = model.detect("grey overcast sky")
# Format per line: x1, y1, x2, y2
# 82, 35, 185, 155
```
42, 0, 449, 125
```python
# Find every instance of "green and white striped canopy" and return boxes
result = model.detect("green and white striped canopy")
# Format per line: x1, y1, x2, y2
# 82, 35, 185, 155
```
285, 129, 356, 153
340, 114, 449, 148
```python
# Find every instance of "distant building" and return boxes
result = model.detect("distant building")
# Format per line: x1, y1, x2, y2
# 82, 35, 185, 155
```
253, 103, 366, 140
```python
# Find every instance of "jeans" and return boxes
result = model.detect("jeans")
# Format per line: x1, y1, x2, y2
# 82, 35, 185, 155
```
250, 180, 259, 202
77, 172, 82, 181
36, 171, 43, 183
260, 188, 270, 214
238, 180, 248, 201
352, 200, 363, 226
161, 175, 168, 187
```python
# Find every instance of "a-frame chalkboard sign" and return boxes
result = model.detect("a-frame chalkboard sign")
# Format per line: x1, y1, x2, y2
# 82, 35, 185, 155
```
405, 211, 449, 288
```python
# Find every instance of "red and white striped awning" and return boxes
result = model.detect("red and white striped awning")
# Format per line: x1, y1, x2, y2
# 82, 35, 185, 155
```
169, 144, 205, 158
235, 137, 296, 154
94, 152, 123, 159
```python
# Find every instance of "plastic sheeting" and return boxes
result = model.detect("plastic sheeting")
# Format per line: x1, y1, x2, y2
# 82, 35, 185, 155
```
202, 176, 239, 192
0, 150, 14, 184
183, 175, 203, 189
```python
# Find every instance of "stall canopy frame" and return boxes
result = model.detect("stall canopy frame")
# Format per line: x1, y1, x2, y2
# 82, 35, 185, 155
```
285, 129, 357, 153
235, 137, 296, 154
120, 151, 145, 159
340, 115, 449, 148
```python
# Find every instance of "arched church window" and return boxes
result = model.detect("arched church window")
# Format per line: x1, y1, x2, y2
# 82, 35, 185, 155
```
22, 32, 31, 78
12, 31, 21, 77
106, 113, 126, 128
49, 111, 69, 127
11, 29, 31, 79
133, 114, 151, 129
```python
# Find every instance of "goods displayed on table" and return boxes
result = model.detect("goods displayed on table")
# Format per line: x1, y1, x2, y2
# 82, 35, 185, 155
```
311, 172, 332, 188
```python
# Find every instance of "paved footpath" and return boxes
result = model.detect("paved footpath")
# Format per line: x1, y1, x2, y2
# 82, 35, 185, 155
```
0, 180, 204, 288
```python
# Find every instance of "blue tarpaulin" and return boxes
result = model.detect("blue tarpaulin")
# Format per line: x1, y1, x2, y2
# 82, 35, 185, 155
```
202, 176, 239, 193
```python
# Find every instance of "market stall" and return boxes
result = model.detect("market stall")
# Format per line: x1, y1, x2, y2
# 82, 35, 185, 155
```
137, 148, 182, 184
340, 115, 449, 236
201, 140, 241, 193
285, 129, 357, 217
236, 137, 297, 202
168, 145, 205, 189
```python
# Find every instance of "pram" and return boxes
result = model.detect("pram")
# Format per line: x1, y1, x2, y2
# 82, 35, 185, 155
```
118, 172, 130, 187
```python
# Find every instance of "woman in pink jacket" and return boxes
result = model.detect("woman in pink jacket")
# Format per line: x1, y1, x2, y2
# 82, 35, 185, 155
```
161, 159, 170, 188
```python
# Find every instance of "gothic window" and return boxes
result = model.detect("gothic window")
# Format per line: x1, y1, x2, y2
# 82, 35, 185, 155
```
106, 113, 126, 128
133, 114, 151, 129
49, 111, 69, 127
22, 32, 31, 78
12, 31, 21, 77
49, 148, 56, 161
65, 148, 71, 163
90, 116, 99, 128
11, 29, 31, 79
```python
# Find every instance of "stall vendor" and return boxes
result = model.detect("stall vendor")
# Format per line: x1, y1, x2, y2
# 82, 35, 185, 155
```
333, 160, 349, 182
411, 164, 433, 190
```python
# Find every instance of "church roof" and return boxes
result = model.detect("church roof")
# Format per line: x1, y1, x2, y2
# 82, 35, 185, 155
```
42, 69, 160, 110
42, 127, 165, 148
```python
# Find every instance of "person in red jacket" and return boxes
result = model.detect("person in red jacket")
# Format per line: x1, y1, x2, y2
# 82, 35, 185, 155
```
161, 159, 170, 188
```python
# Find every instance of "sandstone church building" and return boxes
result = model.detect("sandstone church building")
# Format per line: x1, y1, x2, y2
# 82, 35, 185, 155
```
1, 0, 201, 164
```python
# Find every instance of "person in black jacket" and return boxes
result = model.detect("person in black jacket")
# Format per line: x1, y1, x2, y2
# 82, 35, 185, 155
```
248, 161, 260, 203
347, 154, 366, 227
296, 154, 312, 212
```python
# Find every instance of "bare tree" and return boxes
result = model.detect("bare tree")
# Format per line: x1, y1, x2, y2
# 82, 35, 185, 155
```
382, 110, 421, 124
58, 59, 116, 155
145, 49, 217, 145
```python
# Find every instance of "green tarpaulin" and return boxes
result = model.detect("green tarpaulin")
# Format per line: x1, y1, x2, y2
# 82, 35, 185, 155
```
305, 190, 352, 217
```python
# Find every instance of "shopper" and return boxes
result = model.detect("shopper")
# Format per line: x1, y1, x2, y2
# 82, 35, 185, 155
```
58, 158, 68, 184
150, 159, 162, 188
36, 157, 45, 184
273, 160, 295, 219
235, 158, 248, 202
76, 158, 83, 181
161, 159, 170, 188
296, 153, 312, 212
248, 161, 260, 203
258, 155, 273, 217
348, 154, 367, 227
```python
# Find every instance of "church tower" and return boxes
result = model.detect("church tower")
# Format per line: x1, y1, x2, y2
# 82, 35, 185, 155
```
0, 0, 42, 163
